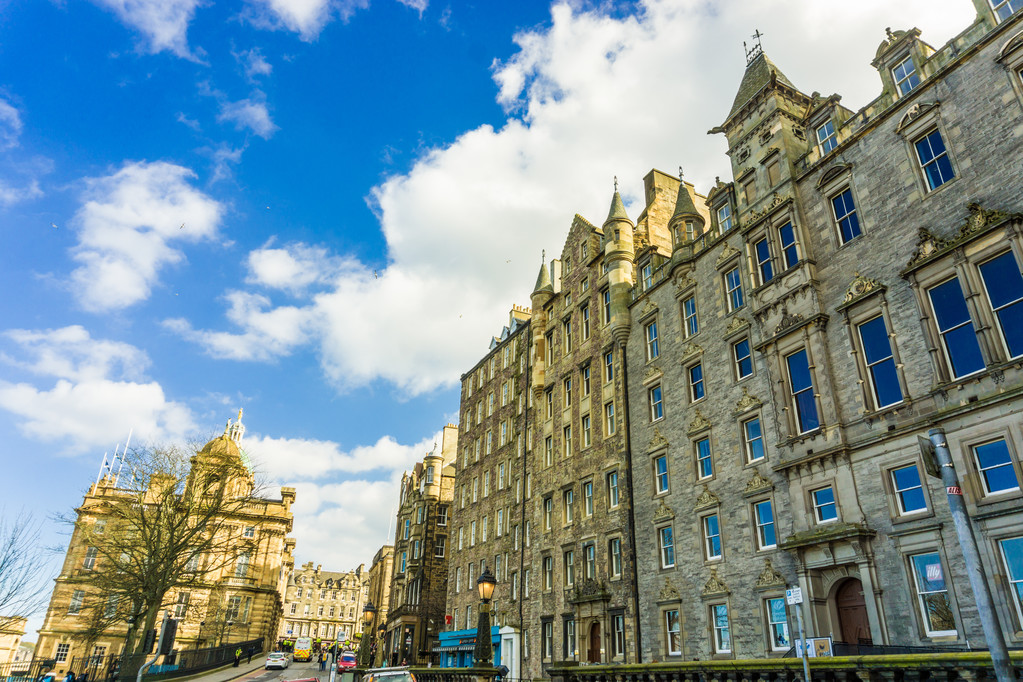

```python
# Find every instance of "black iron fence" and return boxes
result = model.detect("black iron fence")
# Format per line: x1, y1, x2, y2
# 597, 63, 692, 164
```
59, 638, 263, 682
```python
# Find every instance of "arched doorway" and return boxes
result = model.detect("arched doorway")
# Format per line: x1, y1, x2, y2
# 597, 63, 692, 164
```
835, 578, 871, 644
587, 622, 601, 663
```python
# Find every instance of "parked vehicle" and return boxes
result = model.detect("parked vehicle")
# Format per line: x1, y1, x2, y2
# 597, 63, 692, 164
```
265, 652, 290, 670
363, 668, 416, 682
292, 637, 313, 662
336, 652, 357, 671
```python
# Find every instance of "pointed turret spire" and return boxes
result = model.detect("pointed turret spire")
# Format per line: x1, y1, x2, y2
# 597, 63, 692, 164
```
605, 189, 631, 226
721, 50, 801, 128
532, 251, 553, 294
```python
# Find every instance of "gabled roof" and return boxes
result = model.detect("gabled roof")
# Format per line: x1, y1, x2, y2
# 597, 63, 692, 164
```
724, 52, 800, 125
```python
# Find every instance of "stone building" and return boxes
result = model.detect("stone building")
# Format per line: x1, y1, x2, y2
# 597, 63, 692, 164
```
383, 426, 457, 665
365, 546, 394, 665
35, 413, 296, 675
450, 0, 1023, 670
443, 307, 531, 672
279, 562, 368, 647
623, 0, 1023, 662
0, 618, 27, 667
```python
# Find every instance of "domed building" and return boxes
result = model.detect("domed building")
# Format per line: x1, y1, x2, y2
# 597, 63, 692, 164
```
35, 412, 297, 678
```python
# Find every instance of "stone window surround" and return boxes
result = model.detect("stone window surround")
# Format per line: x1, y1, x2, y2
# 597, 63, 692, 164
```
749, 495, 779, 552
757, 322, 829, 442
744, 209, 804, 289
707, 600, 734, 658
899, 541, 962, 641
807, 481, 841, 525
816, 163, 868, 248
693, 433, 716, 483
651, 449, 670, 497
880, 456, 935, 523
837, 286, 910, 416
956, 428, 1023, 505
700, 510, 723, 563
740, 412, 767, 468
903, 222, 1023, 386
895, 102, 958, 198
996, 29, 1023, 107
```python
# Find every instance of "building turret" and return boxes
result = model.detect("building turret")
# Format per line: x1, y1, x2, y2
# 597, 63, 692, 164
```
603, 184, 636, 347
668, 179, 706, 248
530, 257, 555, 394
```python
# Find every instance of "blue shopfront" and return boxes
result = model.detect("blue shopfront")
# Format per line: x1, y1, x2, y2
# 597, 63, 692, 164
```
434, 626, 500, 668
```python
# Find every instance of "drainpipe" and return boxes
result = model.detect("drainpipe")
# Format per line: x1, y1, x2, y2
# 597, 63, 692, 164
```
618, 341, 642, 663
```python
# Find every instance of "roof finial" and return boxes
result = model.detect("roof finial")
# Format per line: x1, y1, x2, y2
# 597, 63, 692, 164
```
678, 166, 684, 181
542, 249, 546, 264
613, 176, 618, 192
885, 27, 894, 40
745, 29, 764, 65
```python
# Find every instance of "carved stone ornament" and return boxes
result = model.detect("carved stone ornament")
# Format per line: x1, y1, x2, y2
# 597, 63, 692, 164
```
702, 569, 729, 596
906, 203, 1015, 270
694, 485, 719, 511
744, 469, 773, 494
647, 428, 669, 452
843, 272, 883, 303
746, 193, 788, 224
735, 386, 762, 412
687, 409, 711, 434
680, 341, 704, 362
716, 242, 740, 268
724, 315, 749, 335
641, 298, 658, 318
643, 365, 663, 384
653, 499, 675, 523
755, 558, 786, 588
774, 307, 805, 334
659, 577, 681, 601
674, 271, 696, 293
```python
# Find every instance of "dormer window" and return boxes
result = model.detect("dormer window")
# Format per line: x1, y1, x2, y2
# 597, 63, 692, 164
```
991, 0, 1023, 22
816, 121, 838, 156
642, 263, 653, 290
893, 55, 920, 96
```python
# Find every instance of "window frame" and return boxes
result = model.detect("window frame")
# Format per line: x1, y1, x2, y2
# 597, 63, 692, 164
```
658, 524, 676, 568
914, 127, 956, 192
649, 384, 664, 422
909, 551, 958, 637
733, 337, 753, 380
702, 513, 722, 561
724, 266, 745, 312
688, 362, 705, 402
710, 603, 732, 653
742, 415, 766, 464
653, 453, 669, 495
811, 485, 839, 524
892, 54, 921, 96
646, 319, 660, 360
970, 438, 1021, 497
752, 498, 777, 550
816, 119, 838, 156
681, 295, 698, 339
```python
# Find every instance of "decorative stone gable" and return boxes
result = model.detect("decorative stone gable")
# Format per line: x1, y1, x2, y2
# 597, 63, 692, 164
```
716, 242, 740, 268
694, 485, 719, 511
647, 428, 668, 452
744, 469, 773, 495
687, 409, 711, 435
659, 577, 681, 601
652, 499, 675, 523
755, 558, 786, 589
702, 569, 729, 597
640, 298, 658, 318
724, 316, 750, 336
735, 386, 762, 413
680, 341, 703, 362
674, 271, 696, 294
842, 272, 883, 304
774, 308, 805, 335
904, 203, 1017, 271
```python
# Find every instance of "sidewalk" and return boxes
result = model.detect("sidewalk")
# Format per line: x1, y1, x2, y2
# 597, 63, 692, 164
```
171, 657, 269, 682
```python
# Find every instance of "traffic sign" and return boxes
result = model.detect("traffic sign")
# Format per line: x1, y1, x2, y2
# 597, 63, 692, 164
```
786, 586, 803, 605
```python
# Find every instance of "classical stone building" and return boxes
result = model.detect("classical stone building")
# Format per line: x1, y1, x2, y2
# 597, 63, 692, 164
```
366, 546, 394, 665
450, 0, 1023, 670
279, 562, 368, 646
36, 413, 296, 675
383, 426, 457, 665
0, 618, 27, 667
625, 0, 1023, 662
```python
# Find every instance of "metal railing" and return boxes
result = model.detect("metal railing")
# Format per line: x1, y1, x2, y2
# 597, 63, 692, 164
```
61, 637, 263, 682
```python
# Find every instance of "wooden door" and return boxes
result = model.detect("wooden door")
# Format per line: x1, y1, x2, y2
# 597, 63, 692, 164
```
587, 622, 601, 662
836, 578, 871, 644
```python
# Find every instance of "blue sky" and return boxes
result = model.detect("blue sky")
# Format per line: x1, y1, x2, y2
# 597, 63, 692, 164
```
0, 0, 974, 639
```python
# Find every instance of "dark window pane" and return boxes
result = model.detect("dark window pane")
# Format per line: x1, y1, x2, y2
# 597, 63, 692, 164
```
756, 239, 774, 282
930, 278, 972, 331
974, 440, 1020, 494
786, 350, 812, 392
859, 316, 903, 408
980, 252, 1023, 358
929, 278, 985, 377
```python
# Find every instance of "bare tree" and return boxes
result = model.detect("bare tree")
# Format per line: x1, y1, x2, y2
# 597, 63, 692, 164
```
0, 510, 52, 629
66, 440, 263, 654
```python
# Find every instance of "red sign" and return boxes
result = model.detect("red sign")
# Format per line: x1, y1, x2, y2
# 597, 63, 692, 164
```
445, 615, 452, 625
947, 486, 962, 495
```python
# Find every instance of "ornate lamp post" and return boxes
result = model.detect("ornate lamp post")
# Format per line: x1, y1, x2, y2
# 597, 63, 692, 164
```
358, 602, 377, 667
375, 626, 385, 667
472, 569, 497, 668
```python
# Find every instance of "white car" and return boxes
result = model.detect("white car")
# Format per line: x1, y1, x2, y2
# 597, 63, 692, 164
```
265, 652, 290, 670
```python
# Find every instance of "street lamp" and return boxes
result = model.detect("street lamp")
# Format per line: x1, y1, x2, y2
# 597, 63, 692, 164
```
375, 626, 385, 667
358, 602, 377, 667
473, 569, 496, 668
222, 620, 233, 647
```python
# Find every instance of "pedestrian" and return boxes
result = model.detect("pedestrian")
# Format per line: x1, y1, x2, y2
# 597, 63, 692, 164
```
318, 652, 325, 672
247, 647, 253, 664
64, 672, 76, 682
233, 648, 241, 667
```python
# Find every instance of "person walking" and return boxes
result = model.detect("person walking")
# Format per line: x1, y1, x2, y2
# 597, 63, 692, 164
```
318, 652, 325, 672
247, 647, 253, 664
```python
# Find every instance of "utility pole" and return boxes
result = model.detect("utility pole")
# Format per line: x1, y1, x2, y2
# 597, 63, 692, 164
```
922, 429, 1013, 682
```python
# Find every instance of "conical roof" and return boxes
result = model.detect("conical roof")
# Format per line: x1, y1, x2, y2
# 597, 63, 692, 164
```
724, 51, 800, 125
671, 182, 701, 221
604, 191, 631, 226
533, 261, 552, 294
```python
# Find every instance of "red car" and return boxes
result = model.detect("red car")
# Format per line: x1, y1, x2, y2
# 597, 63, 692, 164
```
336, 652, 358, 671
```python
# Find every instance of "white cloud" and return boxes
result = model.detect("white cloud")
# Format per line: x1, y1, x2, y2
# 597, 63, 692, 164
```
0, 97, 23, 149
244, 430, 439, 569
0, 326, 194, 453
171, 0, 973, 396
69, 161, 223, 312
235, 48, 274, 80
0, 178, 42, 207
245, 242, 344, 293
2, 326, 150, 382
218, 93, 278, 139
91, 0, 203, 59
163, 291, 313, 361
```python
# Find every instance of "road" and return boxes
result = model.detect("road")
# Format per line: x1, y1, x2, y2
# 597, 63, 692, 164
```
244, 659, 333, 682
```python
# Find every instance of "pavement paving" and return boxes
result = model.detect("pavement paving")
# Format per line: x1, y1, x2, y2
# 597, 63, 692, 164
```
175, 656, 329, 682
